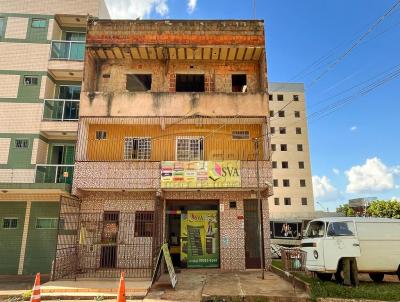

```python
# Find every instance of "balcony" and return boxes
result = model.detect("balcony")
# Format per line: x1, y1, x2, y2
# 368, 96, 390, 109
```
80, 92, 268, 118
35, 164, 74, 185
50, 40, 85, 61
43, 99, 79, 121
72, 160, 272, 194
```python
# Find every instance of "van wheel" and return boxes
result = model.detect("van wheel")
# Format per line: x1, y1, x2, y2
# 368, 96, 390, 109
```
335, 260, 344, 283
316, 272, 333, 281
369, 273, 384, 282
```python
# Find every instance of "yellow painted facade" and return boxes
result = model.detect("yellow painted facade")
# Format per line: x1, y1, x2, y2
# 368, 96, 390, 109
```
87, 124, 264, 161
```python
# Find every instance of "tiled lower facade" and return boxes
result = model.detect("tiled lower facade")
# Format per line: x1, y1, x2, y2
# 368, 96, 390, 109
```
76, 190, 271, 272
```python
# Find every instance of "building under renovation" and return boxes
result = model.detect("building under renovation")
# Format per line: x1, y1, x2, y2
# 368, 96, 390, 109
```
53, 19, 273, 279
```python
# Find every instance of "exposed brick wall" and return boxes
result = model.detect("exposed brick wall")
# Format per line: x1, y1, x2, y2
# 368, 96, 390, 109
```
87, 20, 265, 47
87, 59, 261, 94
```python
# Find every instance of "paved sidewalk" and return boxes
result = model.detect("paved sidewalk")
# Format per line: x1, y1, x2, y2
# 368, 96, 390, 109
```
146, 269, 310, 302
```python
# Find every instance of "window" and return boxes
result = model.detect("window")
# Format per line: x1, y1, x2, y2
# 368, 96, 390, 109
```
305, 221, 325, 238
58, 85, 81, 99
134, 211, 154, 237
232, 130, 250, 140
269, 110, 274, 117
65, 32, 86, 41
296, 127, 302, 134
126, 74, 152, 92
284, 198, 291, 205
301, 198, 308, 205
3, 218, 18, 229
293, 95, 299, 101
270, 127, 275, 134
272, 161, 277, 169
24, 76, 38, 86
229, 201, 237, 209
176, 74, 204, 92
283, 179, 290, 187
96, 131, 107, 140
279, 127, 286, 134
277, 94, 284, 101
300, 179, 306, 187
15, 139, 29, 149
176, 136, 204, 160
327, 222, 355, 237
273, 179, 278, 187
231, 74, 247, 92
269, 94, 273, 101
0, 17, 5, 38
280, 144, 287, 151
297, 144, 303, 151
278, 111, 285, 117
124, 137, 152, 160
36, 218, 58, 229
271, 144, 276, 151
294, 111, 300, 118
281, 161, 288, 169
31, 18, 47, 28
298, 161, 305, 169
274, 198, 279, 205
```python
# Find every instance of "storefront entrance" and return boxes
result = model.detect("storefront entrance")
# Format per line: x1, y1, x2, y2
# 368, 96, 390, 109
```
166, 200, 220, 268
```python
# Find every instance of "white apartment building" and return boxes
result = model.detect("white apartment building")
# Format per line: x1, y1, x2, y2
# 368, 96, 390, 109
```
268, 82, 315, 244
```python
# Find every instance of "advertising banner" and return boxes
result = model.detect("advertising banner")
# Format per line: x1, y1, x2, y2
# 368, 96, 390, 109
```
180, 210, 219, 268
161, 161, 241, 188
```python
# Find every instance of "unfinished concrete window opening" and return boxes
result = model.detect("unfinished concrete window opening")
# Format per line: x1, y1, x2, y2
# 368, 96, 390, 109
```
126, 74, 152, 92
232, 74, 247, 92
176, 74, 205, 92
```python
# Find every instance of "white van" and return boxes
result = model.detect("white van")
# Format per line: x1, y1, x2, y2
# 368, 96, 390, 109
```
301, 217, 400, 282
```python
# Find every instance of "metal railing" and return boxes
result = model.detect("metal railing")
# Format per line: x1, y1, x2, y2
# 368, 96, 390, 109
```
35, 164, 74, 184
50, 40, 85, 61
43, 99, 80, 121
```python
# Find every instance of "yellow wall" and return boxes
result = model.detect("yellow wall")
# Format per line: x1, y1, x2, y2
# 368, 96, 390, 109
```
87, 124, 263, 161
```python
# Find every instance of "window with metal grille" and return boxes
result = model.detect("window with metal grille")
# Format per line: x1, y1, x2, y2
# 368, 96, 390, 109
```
96, 130, 107, 140
15, 139, 29, 149
124, 137, 151, 160
302, 198, 308, 205
176, 136, 204, 160
232, 130, 250, 140
293, 95, 299, 101
277, 94, 284, 101
274, 198, 279, 205
3, 218, 18, 229
284, 198, 291, 205
298, 161, 305, 169
134, 211, 154, 237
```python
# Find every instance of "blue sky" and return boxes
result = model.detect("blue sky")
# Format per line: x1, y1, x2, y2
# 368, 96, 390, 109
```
105, 0, 400, 210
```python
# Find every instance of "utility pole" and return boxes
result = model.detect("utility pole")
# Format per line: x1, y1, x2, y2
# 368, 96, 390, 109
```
254, 138, 265, 279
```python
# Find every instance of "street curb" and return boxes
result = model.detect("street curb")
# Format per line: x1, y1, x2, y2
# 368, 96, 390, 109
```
270, 265, 312, 296
201, 295, 311, 302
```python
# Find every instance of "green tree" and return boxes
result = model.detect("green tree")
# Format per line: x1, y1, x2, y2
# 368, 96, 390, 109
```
367, 200, 400, 219
336, 204, 355, 217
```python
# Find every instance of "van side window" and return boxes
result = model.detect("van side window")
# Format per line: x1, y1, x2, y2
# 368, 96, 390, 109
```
327, 222, 355, 237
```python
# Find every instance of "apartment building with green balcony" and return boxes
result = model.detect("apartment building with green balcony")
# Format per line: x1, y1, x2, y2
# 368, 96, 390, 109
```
0, 0, 109, 276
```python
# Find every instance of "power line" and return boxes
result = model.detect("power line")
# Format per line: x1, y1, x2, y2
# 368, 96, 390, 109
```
309, 0, 400, 87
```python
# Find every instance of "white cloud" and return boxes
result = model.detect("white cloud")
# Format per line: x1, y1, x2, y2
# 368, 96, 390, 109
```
391, 196, 400, 201
187, 0, 197, 13
105, 0, 169, 19
332, 168, 340, 175
312, 175, 338, 201
350, 126, 357, 131
345, 157, 398, 194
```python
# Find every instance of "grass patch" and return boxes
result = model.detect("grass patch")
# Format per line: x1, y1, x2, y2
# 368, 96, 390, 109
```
272, 259, 400, 301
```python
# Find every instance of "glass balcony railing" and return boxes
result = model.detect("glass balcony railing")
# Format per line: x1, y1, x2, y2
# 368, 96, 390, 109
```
43, 99, 80, 121
50, 40, 85, 61
35, 164, 74, 185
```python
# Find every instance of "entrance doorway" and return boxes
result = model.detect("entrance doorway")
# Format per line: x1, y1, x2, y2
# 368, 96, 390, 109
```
166, 200, 220, 269
100, 211, 119, 268
244, 199, 261, 268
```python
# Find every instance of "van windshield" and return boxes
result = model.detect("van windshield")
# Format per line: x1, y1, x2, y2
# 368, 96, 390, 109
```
305, 221, 325, 238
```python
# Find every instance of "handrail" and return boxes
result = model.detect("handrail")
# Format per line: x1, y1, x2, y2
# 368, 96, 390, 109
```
35, 164, 74, 184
